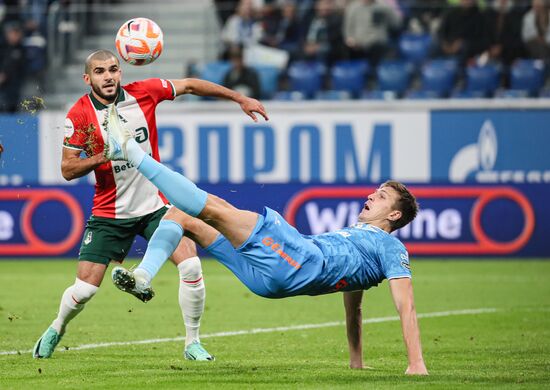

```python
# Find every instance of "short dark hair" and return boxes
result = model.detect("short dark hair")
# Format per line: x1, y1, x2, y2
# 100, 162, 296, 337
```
84, 50, 119, 74
381, 180, 419, 232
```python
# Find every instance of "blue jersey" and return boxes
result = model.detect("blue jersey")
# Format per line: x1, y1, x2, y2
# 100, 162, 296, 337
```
206, 208, 411, 298
304, 222, 412, 295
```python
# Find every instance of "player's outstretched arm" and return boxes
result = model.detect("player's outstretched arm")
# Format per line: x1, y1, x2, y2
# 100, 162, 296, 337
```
170, 78, 269, 122
343, 290, 364, 369
61, 147, 108, 181
389, 278, 428, 375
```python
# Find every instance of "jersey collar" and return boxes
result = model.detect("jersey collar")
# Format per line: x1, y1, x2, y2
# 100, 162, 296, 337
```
89, 85, 125, 110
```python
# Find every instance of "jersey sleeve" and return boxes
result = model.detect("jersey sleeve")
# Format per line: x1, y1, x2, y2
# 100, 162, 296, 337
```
379, 238, 412, 280
63, 111, 89, 151
136, 78, 176, 104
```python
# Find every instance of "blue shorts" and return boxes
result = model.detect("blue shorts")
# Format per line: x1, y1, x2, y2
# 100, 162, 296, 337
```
205, 207, 324, 298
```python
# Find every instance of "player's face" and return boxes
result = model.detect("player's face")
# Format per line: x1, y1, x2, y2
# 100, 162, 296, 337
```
83, 57, 122, 104
357, 186, 402, 228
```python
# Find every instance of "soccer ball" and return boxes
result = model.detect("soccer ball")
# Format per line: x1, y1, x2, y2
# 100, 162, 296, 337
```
115, 18, 163, 66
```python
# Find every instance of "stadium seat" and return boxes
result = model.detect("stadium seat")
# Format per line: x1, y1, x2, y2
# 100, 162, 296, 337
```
398, 33, 432, 67
510, 59, 545, 96
375, 59, 413, 96
406, 90, 441, 100
465, 63, 500, 96
287, 60, 326, 98
330, 60, 370, 98
272, 90, 306, 101
361, 90, 399, 100
420, 59, 458, 97
495, 89, 530, 99
199, 61, 232, 85
315, 90, 352, 100
450, 90, 486, 99
252, 64, 280, 100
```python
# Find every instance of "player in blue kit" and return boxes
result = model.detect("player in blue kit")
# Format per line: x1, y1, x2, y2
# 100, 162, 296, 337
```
104, 104, 428, 375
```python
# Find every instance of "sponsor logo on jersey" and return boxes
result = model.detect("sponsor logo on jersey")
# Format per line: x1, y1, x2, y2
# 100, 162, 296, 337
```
261, 236, 301, 269
135, 127, 149, 143
113, 161, 136, 174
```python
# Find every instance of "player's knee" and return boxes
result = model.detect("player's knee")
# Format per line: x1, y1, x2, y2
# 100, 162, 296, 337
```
163, 206, 191, 225
72, 278, 99, 304
202, 194, 235, 220
178, 256, 203, 282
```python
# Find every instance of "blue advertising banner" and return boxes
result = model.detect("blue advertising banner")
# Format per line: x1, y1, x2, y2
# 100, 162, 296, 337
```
0, 114, 40, 186
0, 183, 547, 258
431, 110, 550, 184
4, 105, 550, 186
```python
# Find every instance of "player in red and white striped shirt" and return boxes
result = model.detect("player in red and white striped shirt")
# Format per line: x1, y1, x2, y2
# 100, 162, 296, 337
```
33, 50, 267, 361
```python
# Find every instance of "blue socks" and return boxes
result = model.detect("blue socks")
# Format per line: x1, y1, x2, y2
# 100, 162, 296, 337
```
134, 153, 208, 217
137, 219, 183, 279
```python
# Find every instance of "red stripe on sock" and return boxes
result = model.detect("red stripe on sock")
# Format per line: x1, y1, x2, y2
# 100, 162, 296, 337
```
182, 277, 203, 284
71, 295, 81, 304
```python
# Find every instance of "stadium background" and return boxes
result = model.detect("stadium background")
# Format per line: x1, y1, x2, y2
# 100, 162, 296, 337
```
1, 0, 549, 258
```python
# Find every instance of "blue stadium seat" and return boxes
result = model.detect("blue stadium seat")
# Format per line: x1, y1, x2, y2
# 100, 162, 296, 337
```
361, 90, 399, 100
315, 90, 352, 100
252, 64, 280, 100
330, 60, 370, 98
199, 61, 232, 85
495, 89, 530, 99
406, 90, 441, 100
272, 91, 306, 101
510, 59, 545, 96
375, 60, 413, 96
399, 33, 432, 67
466, 63, 500, 96
450, 90, 486, 99
287, 60, 326, 99
420, 59, 458, 97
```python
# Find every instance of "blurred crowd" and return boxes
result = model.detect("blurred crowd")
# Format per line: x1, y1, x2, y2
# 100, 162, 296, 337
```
0, 0, 49, 112
213, 0, 550, 98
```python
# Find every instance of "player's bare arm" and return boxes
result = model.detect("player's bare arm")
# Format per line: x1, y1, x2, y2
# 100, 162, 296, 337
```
389, 277, 428, 375
170, 78, 269, 122
61, 147, 108, 181
343, 290, 364, 369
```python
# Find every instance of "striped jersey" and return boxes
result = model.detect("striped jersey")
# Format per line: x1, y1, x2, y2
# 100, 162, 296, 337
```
63, 78, 176, 219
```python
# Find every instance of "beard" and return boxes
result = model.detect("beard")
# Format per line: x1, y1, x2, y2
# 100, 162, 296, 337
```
91, 80, 119, 103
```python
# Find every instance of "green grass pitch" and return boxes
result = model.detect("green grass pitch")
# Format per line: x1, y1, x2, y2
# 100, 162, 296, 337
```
1, 259, 549, 389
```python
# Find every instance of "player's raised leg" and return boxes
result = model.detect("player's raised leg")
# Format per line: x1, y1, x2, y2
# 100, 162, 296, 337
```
104, 104, 258, 247
33, 262, 103, 358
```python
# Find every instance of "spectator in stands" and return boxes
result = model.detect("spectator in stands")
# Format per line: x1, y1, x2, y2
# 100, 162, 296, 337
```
484, 0, 526, 66
215, 0, 240, 25
522, 0, 550, 60
343, 0, 402, 65
22, 0, 48, 94
303, 0, 345, 65
257, 0, 282, 47
221, 0, 262, 57
266, 1, 303, 59
437, 0, 490, 63
0, 22, 26, 112
407, 0, 445, 34
222, 44, 261, 99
